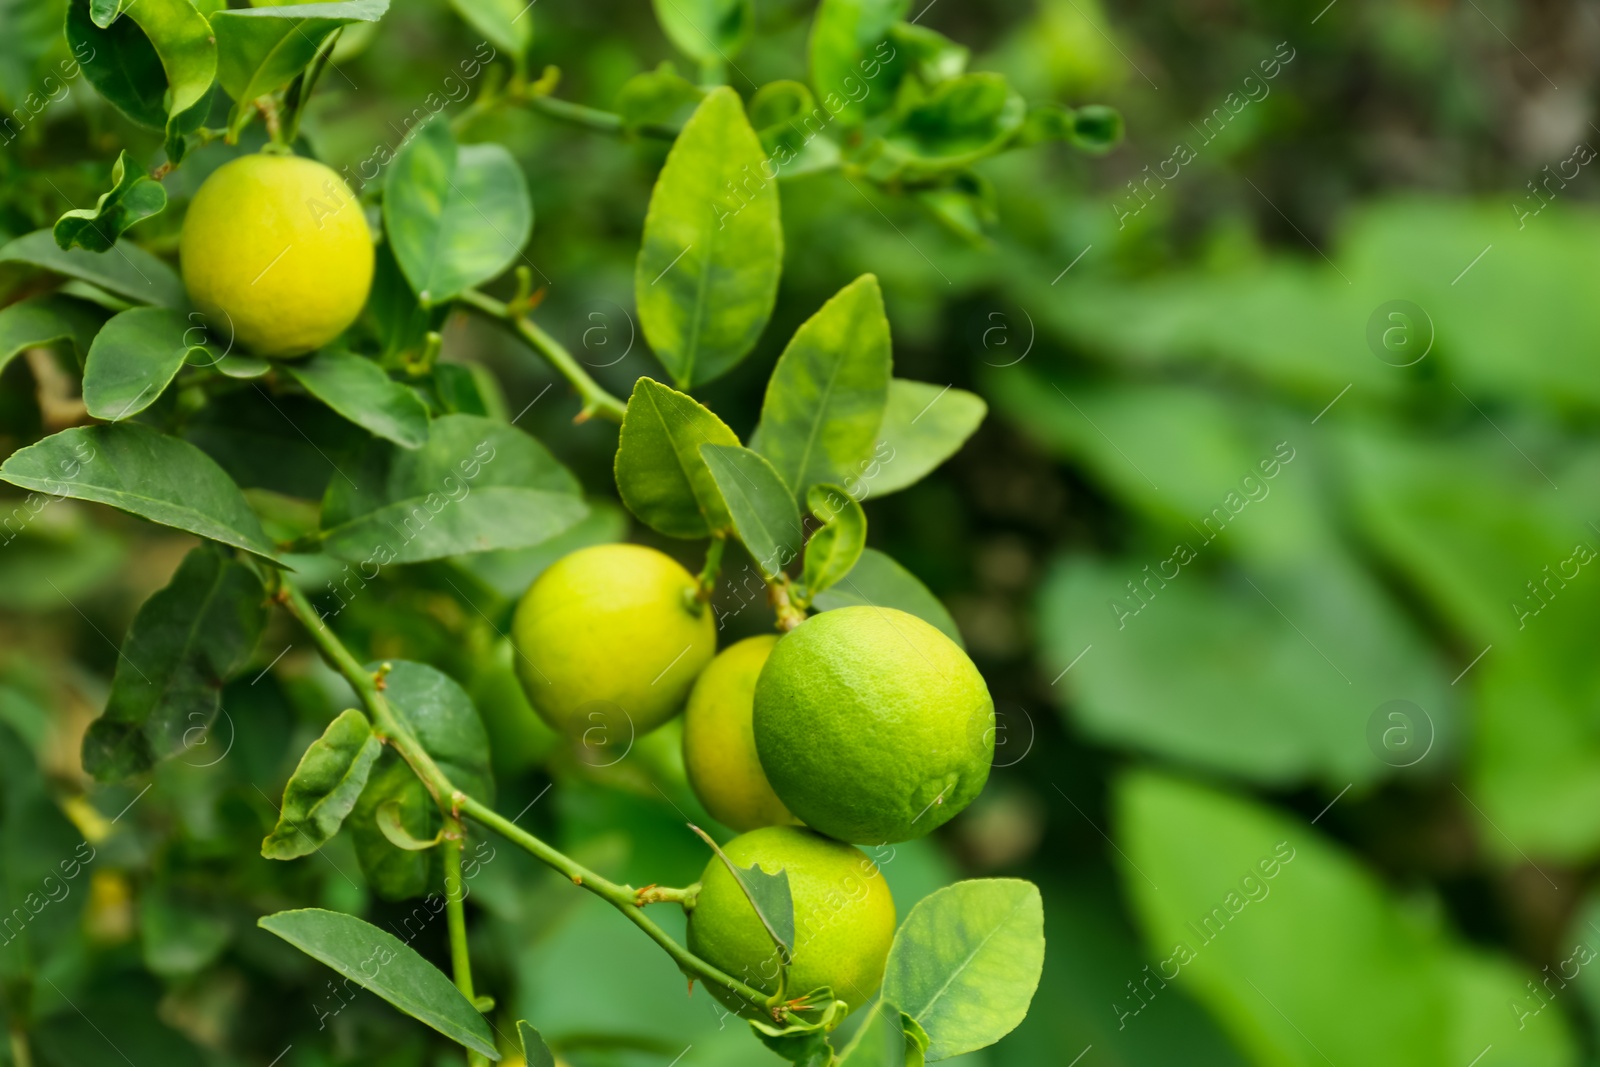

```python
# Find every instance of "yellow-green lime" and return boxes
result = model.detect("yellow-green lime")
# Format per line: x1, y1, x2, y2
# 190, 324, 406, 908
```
683, 636, 794, 832
510, 544, 715, 738
754, 606, 993, 844
180, 153, 373, 358
686, 826, 895, 1014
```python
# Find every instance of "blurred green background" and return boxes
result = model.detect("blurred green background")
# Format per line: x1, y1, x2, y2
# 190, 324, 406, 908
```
4, 0, 1599, 1063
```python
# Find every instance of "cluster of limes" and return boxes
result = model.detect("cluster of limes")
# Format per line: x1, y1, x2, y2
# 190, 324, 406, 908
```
509, 544, 996, 1015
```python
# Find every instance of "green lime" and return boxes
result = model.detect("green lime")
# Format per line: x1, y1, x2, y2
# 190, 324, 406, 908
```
180, 153, 372, 358
683, 636, 794, 832
754, 606, 993, 844
510, 544, 715, 738
686, 826, 895, 1015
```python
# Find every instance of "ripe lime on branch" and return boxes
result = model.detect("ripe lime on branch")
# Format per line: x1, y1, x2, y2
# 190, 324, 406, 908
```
683, 634, 795, 832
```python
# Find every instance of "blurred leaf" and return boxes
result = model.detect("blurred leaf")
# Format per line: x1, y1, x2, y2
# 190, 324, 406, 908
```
809, 0, 907, 127
318, 413, 586, 563
877, 74, 1025, 180
889, 22, 968, 84
212, 0, 388, 137
258, 907, 500, 1058
140, 882, 231, 976
812, 547, 961, 646
285, 347, 431, 448
82, 306, 207, 421
651, 0, 753, 64
913, 171, 997, 241
446, 0, 530, 63
384, 116, 532, 305
635, 86, 782, 389
801, 483, 865, 595
614, 376, 738, 538
614, 62, 703, 135
1445, 946, 1575, 1067
1040, 555, 1453, 786
838, 1003, 926, 1067
0, 423, 280, 559
53, 149, 166, 253
262, 708, 383, 859
350, 755, 435, 899
754, 274, 891, 502
1116, 771, 1577, 1067
882, 879, 1043, 1061
0, 294, 107, 375
82, 544, 268, 782
749, 80, 841, 178
864, 379, 985, 498
0, 228, 187, 307
518, 1021, 556, 1067
701, 443, 803, 581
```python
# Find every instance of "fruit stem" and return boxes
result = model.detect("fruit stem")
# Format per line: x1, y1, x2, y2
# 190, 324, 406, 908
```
695, 536, 726, 606
276, 579, 770, 1014
634, 883, 700, 908
456, 289, 627, 424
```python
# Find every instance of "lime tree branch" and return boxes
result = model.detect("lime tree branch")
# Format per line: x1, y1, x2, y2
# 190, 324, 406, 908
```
442, 825, 490, 1067
277, 581, 770, 1013
456, 289, 627, 424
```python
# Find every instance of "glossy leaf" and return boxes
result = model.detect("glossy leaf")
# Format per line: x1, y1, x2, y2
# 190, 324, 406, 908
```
384, 117, 533, 305
81, 545, 267, 782
754, 275, 891, 502
319, 414, 586, 564
0, 228, 186, 307
285, 348, 430, 449
808, 0, 907, 127
0, 424, 279, 560
258, 908, 500, 1058
882, 879, 1043, 1061
0, 295, 107, 376
212, 1, 390, 137
801, 483, 865, 596
82, 307, 207, 421
518, 1022, 556, 1067
700, 444, 803, 580
651, 0, 753, 63
812, 547, 961, 646
635, 87, 782, 388
614, 377, 738, 538
115, 0, 215, 146
376, 799, 443, 850
67, 0, 163, 128
67, 0, 215, 148
863, 380, 985, 498
447, 0, 531, 63
261, 709, 383, 859
53, 150, 167, 253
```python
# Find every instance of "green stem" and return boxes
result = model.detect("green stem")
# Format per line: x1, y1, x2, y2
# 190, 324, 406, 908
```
696, 536, 727, 606
10, 1025, 32, 1067
278, 582, 770, 1015
526, 94, 679, 140
443, 825, 489, 1067
456, 794, 769, 1010
456, 290, 627, 424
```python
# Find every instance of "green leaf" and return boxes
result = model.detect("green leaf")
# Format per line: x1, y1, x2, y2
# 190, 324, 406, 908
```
319, 414, 586, 564
614, 377, 738, 538
877, 74, 1026, 180
82, 307, 208, 421
749, 80, 842, 179
700, 444, 803, 581
0, 424, 280, 560
0, 295, 107, 376
800, 483, 866, 596
80, 544, 267, 782
812, 547, 961, 646
112, 0, 216, 146
882, 879, 1043, 1061
838, 1004, 927, 1067
67, 0, 215, 143
258, 908, 500, 1059
888, 22, 967, 84
446, 0, 531, 63
140, 881, 231, 977
862, 380, 985, 498
384, 116, 533, 305
614, 62, 704, 135
376, 798, 444, 850
1115, 771, 1451, 1065
808, 0, 907, 128
212, 1, 390, 138
635, 86, 782, 389
754, 275, 891, 502
285, 348, 430, 448
689, 824, 796, 961
1039, 554, 1456, 787
53, 150, 167, 254
517, 1022, 556, 1067
0, 228, 187, 308
348, 661, 493, 899
262, 709, 383, 859
651, 0, 753, 64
